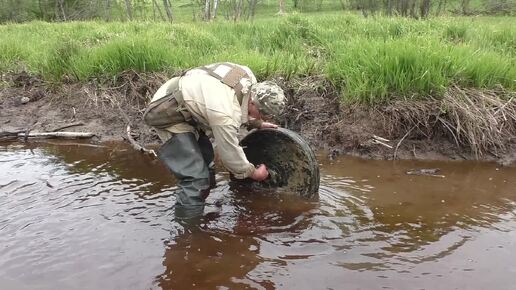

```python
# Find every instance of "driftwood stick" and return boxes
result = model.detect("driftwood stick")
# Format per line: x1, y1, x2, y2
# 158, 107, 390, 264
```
373, 135, 390, 142
16, 132, 95, 139
38, 140, 107, 148
126, 124, 157, 157
0, 130, 25, 138
373, 139, 393, 149
50, 122, 85, 132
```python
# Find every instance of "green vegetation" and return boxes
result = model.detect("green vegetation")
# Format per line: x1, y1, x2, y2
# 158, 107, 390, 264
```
0, 13, 514, 104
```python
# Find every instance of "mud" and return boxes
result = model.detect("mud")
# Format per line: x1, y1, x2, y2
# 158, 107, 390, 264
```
1, 72, 514, 165
0, 71, 165, 145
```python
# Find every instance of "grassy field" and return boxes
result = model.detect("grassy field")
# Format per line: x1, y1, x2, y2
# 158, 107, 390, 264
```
0, 12, 514, 104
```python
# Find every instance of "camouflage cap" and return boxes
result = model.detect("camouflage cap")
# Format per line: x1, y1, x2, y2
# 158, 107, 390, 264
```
250, 81, 286, 118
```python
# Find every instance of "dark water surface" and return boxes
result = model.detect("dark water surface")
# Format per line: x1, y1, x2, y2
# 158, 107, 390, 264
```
1, 141, 515, 290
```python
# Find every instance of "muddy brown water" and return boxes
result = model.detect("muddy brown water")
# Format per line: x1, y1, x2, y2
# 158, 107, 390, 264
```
1, 141, 515, 290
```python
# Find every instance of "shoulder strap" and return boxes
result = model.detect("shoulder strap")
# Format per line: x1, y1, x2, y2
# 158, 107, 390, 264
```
199, 63, 250, 103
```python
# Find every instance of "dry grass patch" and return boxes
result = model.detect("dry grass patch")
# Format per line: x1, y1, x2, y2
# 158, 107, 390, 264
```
381, 86, 515, 157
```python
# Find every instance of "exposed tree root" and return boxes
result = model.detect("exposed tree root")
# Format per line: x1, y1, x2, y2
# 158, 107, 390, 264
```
126, 124, 156, 156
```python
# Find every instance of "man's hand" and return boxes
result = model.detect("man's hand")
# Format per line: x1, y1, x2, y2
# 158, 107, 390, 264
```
250, 164, 269, 181
260, 122, 279, 129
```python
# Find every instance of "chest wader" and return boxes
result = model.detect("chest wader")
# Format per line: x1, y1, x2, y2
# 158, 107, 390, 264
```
144, 79, 215, 216
158, 131, 213, 218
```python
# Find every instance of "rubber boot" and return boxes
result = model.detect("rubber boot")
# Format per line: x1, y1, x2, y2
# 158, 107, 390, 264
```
158, 132, 211, 213
198, 131, 216, 189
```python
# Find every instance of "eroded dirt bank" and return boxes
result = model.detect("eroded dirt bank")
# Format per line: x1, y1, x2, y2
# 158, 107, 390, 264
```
1, 72, 515, 165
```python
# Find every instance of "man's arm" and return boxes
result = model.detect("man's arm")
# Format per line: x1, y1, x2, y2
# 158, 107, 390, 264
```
246, 118, 279, 130
211, 124, 256, 179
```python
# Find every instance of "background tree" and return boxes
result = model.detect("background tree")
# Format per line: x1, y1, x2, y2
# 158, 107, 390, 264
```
124, 0, 133, 20
204, 0, 211, 20
249, 0, 259, 18
279, 0, 285, 14
462, 0, 471, 14
0, 0, 515, 23
436, 0, 448, 15
162, 0, 173, 21
212, 0, 220, 19
421, 0, 431, 17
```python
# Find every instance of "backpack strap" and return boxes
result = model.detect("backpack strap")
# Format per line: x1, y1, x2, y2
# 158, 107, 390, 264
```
198, 63, 250, 103
144, 78, 195, 128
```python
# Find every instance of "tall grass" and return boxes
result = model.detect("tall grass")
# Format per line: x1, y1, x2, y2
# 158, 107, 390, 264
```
0, 13, 514, 104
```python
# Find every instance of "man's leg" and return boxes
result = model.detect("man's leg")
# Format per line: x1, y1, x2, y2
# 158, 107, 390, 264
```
197, 131, 216, 188
158, 132, 210, 209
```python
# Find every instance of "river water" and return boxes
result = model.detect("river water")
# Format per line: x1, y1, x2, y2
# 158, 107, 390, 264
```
1, 141, 515, 290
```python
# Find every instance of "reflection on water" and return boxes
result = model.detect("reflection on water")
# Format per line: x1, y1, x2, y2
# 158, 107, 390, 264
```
1, 141, 515, 290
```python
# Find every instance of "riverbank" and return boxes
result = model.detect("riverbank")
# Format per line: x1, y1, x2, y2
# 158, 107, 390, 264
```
1, 15, 515, 164
1, 71, 514, 166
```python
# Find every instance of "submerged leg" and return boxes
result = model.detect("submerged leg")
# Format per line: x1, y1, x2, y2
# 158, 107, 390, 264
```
197, 131, 216, 188
158, 132, 211, 211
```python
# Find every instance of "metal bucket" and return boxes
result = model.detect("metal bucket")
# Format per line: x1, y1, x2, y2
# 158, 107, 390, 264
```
236, 128, 320, 198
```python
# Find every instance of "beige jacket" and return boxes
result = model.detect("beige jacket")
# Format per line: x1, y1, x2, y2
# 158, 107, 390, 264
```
151, 63, 258, 179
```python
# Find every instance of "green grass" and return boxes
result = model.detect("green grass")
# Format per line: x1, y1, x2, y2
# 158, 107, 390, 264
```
0, 13, 514, 104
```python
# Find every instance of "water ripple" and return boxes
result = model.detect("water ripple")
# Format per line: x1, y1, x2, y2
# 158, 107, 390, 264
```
1, 143, 516, 290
